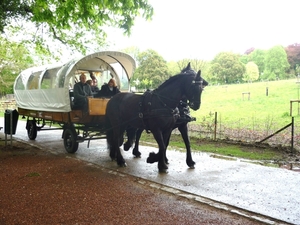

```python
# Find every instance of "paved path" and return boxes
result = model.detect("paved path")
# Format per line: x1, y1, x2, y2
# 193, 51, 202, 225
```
1, 120, 300, 224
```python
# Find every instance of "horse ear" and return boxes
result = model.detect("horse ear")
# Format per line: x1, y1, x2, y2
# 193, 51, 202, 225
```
186, 62, 191, 70
195, 70, 201, 81
181, 62, 192, 74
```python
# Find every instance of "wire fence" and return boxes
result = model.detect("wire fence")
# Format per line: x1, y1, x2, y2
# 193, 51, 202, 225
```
175, 112, 300, 153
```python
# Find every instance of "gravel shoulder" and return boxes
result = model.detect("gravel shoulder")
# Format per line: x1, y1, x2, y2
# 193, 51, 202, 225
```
0, 140, 266, 225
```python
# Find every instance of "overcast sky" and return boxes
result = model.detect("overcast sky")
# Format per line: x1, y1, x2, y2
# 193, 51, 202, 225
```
106, 0, 300, 61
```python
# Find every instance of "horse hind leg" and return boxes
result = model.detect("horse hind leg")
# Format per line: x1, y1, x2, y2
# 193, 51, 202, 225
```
110, 126, 127, 167
123, 127, 135, 151
106, 120, 117, 161
110, 141, 126, 167
132, 129, 143, 158
164, 131, 172, 165
117, 127, 127, 167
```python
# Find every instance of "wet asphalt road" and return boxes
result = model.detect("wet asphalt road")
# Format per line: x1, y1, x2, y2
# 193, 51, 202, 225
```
2, 120, 300, 224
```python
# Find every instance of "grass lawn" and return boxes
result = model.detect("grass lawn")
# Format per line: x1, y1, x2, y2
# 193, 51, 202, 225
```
192, 78, 300, 128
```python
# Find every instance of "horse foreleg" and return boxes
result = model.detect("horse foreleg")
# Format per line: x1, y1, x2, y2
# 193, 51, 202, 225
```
148, 130, 168, 172
178, 123, 195, 168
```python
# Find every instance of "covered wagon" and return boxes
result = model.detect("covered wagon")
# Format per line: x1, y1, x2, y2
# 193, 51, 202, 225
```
14, 51, 136, 152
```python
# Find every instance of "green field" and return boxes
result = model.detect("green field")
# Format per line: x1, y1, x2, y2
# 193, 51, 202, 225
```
190, 78, 300, 128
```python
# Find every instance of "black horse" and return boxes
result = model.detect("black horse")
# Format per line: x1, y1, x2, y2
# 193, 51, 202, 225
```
123, 99, 197, 168
105, 63, 208, 172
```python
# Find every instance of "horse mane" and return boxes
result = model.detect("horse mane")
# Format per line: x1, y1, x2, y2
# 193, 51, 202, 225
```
156, 72, 195, 91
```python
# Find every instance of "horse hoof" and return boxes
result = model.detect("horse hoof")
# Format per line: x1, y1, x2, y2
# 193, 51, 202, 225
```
118, 162, 127, 167
158, 163, 168, 173
187, 161, 196, 169
158, 168, 168, 173
123, 142, 131, 151
133, 151, 141, 158
147, 152, 159, 163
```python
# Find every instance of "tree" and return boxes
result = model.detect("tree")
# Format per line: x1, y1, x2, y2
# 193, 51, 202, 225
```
133, 49, 169, 89
285, 43, 300, 75
243, 62, 259, 82
1, 0, 153, 55
248, 49, 266, 76
263, 45, 290, 80
0, 37, 34, 96
239, 54, 249, 65
210, 52, 246, 84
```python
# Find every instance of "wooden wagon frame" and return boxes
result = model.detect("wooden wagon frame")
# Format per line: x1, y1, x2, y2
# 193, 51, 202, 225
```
14, 51, 136, 153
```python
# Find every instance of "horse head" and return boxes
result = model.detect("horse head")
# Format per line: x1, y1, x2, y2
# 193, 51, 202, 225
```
183, 69, 208, 111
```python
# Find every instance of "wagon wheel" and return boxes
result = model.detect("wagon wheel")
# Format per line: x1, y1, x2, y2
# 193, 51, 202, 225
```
63, 128, 79, 153
27, 120, 37, 140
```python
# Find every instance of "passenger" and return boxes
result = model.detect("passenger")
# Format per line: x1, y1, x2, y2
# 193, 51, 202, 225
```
73, 73, 93, 110
98, 78, 120, 98
86, 79, 92, 86
89, 71, 100, 95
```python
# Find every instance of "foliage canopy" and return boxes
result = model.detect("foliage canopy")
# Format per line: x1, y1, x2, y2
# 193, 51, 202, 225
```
0, 0, 153, 55
133, 49, 169, 89
244, 61, 259, 82
285, 43, 300, 74
210, 52, 246, 84
263, 45, 290, 80
0, 37, 34, 95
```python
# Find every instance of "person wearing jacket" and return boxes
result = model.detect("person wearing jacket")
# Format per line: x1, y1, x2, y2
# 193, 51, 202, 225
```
98, 78, 120, 98
73, 73, 93, 110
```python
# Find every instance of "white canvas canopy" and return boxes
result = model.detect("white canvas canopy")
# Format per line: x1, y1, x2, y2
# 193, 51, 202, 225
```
14, 51, 136, 112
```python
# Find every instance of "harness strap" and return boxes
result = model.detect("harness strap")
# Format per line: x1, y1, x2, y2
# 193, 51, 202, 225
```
138, 91, 180, 133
